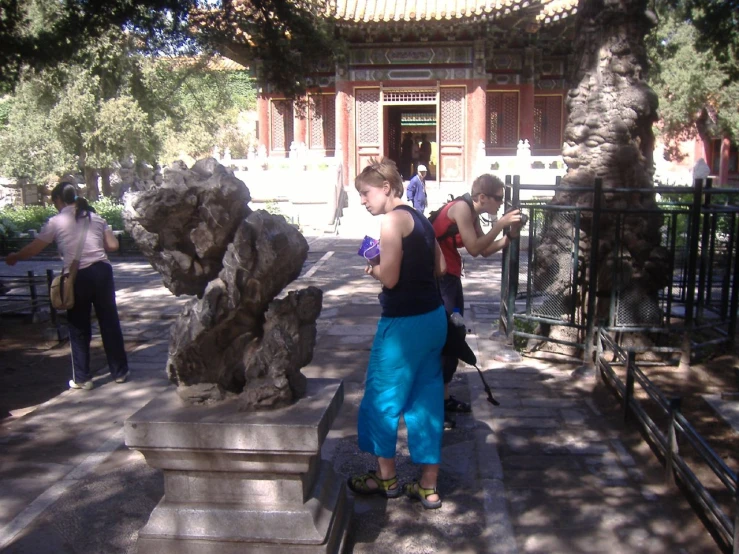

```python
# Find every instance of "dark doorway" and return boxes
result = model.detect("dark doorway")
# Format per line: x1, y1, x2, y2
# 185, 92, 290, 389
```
384, 105, 437, 180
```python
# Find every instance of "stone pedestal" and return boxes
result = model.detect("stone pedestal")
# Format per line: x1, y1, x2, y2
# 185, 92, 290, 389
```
124, 379, 351, 554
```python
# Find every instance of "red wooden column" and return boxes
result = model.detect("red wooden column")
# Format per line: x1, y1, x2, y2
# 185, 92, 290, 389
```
335, 81, 350, 187
257, 93, 270, 155
719, 135, 731, 185
468, 80, 487, 179
519, 46, 536, 146
294, 96, 307, 147
519, 83, 534, 145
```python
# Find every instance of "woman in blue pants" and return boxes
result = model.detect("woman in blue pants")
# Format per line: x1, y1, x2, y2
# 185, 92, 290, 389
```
348, 159, 447, 509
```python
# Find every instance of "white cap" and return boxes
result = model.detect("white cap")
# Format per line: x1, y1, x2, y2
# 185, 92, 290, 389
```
417, 165, 427, 172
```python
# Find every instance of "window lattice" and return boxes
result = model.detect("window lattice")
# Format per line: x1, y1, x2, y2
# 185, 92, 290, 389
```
323, 94, 336, 150
486, 92, 518, 148
308, 95, 336, 150
309, 96, 323, 149
440, 88, 464, 144
356, 89, 380, 145
271, 100, 294, 151
383, 89, 437, 103
534, 95, 563, 150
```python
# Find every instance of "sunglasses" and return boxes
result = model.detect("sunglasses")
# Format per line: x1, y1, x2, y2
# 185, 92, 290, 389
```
489, 194, 504, 202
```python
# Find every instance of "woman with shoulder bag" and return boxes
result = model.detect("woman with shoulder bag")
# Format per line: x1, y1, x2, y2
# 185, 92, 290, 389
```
5, 181, 129, 390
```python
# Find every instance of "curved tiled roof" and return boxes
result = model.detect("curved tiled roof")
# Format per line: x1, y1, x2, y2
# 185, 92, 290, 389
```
331, 0, 577, 23
536, 0, 578, 23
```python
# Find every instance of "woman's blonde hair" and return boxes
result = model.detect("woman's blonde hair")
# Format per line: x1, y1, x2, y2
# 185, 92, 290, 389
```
355, 158, 404, 198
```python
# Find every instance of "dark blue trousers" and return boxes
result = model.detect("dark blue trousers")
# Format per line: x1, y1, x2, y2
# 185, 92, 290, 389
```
67, 261, 128, 383
439, 273, 464, 384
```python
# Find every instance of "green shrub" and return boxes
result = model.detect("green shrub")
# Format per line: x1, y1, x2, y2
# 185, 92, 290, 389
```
0, 205, 56, 235
0, 198, 125, 238
91, 197, 125, 230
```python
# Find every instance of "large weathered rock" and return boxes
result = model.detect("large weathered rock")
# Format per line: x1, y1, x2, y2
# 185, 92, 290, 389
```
166, 209, 311, 403
241, 286, 323, 410
125, 158, 320, 408
123, 158, 251, 297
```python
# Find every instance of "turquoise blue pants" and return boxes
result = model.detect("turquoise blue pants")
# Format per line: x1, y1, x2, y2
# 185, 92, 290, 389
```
358, 305, 447, 464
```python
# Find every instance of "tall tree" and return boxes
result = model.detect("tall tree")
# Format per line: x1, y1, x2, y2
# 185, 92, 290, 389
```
531, 0, 668, 356
647, 5, 739, 163
0, 0, 339, 99
665, 0, 739, 83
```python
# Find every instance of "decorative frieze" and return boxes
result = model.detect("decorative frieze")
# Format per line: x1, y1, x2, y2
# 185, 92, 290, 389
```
490, 52, 523, 71
350, 67, 473, 81
536, 78, 567, 89
490, 74, 521, 85
349, 46, 473, 65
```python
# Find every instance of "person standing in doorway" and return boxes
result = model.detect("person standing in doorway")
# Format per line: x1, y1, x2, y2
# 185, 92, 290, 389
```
411, 136, 421, 175
5, 181, 129, 390
432, 174, 521, 428
419, 134, 432, 168
406, 164, 428, 214
401, 132, 414, 180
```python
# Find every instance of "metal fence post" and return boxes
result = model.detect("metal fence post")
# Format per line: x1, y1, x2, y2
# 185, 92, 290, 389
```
585, 178, 602, 368
665, 397, 682, 487
506, 175, 521, 341
624, 350, 636, 424
27, 270, 38, 320
728, 214, 739, 345
697, 178, 712, 321
682, 179, 703, 366
595, 328, 604, 384
733, 484, 738, 554
499, 175, 513, 337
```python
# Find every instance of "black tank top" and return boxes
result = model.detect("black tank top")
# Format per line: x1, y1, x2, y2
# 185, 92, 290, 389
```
379, 205, 442, 317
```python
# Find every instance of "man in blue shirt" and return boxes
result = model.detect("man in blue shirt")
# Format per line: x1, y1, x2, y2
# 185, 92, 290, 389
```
406, 165, 428, 214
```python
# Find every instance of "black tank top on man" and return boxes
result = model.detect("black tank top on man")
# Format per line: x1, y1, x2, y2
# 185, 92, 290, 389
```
379, 205, 443, 317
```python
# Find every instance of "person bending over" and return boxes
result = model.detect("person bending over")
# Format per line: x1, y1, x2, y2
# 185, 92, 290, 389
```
432, 174, 522, 428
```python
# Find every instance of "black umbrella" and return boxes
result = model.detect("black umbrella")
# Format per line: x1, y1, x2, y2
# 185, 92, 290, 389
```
442, 319, 499, 406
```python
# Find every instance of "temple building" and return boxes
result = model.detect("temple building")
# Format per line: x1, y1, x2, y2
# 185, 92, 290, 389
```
253, 0, 580, 186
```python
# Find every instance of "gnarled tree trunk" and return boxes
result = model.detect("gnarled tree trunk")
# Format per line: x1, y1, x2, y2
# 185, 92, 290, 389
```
531, 0, 669, 357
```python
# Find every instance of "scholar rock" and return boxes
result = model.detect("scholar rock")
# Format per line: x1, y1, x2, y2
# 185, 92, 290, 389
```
124, 158, 321, 408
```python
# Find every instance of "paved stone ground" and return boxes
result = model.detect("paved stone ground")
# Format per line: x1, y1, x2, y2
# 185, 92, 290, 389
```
0, 237, 721, 553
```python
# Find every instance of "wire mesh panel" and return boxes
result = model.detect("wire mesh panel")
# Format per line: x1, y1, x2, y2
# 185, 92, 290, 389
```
614, 286, 663, 327
527, 209, 577, 324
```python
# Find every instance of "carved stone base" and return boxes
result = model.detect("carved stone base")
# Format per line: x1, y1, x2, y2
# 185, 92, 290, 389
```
124, 379, 351, 554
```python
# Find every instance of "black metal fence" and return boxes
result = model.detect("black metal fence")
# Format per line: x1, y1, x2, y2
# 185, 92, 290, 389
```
498, 176, 739, 553
500, 176, 739, 362
0, 269, 65, 341
596, 329, 738, 554
0, 233, 142, 257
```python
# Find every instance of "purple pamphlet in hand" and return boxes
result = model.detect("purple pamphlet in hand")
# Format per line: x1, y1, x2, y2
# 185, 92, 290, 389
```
358, 235, 380, 266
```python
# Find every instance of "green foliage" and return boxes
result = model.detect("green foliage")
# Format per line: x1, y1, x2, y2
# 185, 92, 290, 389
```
647, 5, 739, 158
662, 0, 739, 83
0, 96, 12, 125
0, 205, 56, 235
1, 0, 342, 101
0, 199, 124, 237
90, 197, 124, 230
0, 18, 258, 185
151, 63, 257, 163
513, 318, 538, 352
